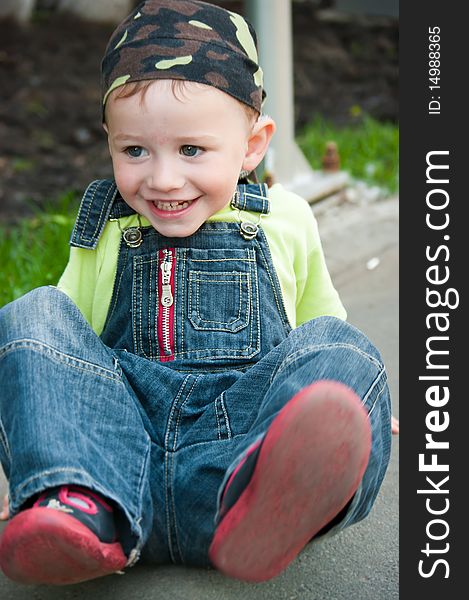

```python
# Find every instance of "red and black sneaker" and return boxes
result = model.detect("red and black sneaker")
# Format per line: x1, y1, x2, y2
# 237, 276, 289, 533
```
0, 485, 127, 585
209, 380, 372, 582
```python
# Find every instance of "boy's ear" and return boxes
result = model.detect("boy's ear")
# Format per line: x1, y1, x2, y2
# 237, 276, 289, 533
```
102, 122, 112, 155
242, 116, 276, 173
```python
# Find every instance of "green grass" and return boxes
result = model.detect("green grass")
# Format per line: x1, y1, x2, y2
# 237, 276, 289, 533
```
297, 114, 399, 194
0, 192, 79, 307
0, 115, 398, 307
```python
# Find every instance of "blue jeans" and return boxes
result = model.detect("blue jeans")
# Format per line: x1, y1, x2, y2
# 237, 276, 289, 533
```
0, 286, 391, 567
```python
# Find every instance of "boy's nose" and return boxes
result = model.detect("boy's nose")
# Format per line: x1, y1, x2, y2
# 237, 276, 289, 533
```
146, 158, 185, 192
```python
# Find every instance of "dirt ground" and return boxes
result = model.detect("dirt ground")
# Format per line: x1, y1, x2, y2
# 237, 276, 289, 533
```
0, 3, 398, 221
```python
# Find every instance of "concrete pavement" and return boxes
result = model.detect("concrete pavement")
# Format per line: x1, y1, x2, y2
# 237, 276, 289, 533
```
0, 191, 399, 599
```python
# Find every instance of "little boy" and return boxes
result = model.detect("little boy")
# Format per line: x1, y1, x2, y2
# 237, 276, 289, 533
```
0, 0, 392, 586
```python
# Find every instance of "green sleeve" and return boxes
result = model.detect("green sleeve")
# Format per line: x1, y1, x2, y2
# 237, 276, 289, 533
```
56, 220, 124, 335
56, 246, 99, 328
294, 206, 347, 325
263, 184, 346, 328
295, 217, 347, 325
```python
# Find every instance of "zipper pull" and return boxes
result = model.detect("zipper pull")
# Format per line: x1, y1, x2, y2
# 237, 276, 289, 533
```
161, 284, 173, 307
160, 252, 174, 307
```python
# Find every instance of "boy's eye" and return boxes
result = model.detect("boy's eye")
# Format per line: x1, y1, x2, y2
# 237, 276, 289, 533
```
180, 145, 201, 157
125, 146, 147, 158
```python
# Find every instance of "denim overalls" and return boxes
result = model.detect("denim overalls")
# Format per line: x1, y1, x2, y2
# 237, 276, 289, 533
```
0, 180, 392, 567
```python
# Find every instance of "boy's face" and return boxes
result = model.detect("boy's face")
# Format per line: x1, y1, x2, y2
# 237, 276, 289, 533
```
104, 81, 265, 238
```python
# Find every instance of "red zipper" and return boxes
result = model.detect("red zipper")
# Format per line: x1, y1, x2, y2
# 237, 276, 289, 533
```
157, 248, 175, 362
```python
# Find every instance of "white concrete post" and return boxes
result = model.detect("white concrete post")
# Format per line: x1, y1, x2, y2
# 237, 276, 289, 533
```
246, 0, 348, 200
0, 0, 35, 22
58, 0, 133, 24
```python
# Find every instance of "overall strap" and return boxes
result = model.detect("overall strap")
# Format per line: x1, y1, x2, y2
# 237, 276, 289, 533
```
231, 183, 270, 215
70, 179, 135, 249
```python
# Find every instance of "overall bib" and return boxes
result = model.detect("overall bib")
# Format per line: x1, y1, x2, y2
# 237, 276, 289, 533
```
0, 180, 392, 567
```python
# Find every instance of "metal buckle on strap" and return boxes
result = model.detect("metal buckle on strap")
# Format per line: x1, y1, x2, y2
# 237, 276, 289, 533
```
239, 221, 259, 240
231, 190, 267, 240
110, 215, 143, 248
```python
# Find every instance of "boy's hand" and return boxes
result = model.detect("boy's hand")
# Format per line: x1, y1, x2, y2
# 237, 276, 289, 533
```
391, 415, 399, 435
0, 493, 9, 520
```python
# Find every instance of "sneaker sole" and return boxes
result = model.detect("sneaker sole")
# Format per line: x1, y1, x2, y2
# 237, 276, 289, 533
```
209, 380, 372, 582
0, 507, 127, 585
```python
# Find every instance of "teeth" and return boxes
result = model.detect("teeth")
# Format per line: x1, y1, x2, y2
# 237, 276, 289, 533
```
154, 200, 193, 212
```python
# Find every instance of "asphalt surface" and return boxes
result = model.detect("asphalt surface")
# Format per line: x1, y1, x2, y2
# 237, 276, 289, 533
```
0, 191, 399, 599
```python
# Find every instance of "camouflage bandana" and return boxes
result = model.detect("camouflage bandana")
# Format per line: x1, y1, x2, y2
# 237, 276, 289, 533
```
101, 0, 265, 118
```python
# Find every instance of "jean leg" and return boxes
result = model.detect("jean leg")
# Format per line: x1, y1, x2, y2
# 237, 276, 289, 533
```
0, 286, 153, 559
220, 316, 392, 531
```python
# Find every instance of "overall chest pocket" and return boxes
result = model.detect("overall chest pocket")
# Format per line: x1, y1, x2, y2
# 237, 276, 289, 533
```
178, 247, 260, 361
188, 270, 250, 332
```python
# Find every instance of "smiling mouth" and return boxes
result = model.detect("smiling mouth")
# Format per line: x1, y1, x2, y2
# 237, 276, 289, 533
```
151, 199, 196, 212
